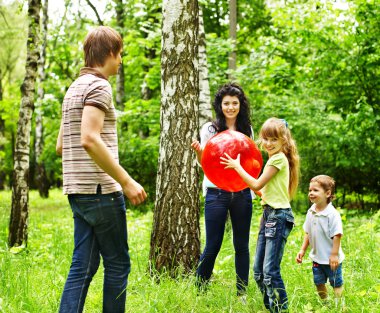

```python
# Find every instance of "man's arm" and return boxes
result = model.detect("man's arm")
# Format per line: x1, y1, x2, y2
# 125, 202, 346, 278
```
81, 105, 147, 205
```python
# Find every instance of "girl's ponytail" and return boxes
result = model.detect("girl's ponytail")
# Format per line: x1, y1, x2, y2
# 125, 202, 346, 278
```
283, 132, 300, 199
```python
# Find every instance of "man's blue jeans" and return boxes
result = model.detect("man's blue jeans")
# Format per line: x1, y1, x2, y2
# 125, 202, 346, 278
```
59, 191, 130, 313
196, 188, 252, 293
253, 206, 294, 313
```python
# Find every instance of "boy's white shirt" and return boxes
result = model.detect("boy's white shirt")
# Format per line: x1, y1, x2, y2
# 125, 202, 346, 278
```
303, 202, 345, 264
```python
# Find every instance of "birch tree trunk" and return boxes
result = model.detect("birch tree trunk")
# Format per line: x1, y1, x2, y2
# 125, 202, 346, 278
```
35, 0, 49, 198
228, 0, 237, 80
198, 6, 212, 127
114, 0, 126, 110
9, 0, 41, 248
150, 0, 200, 275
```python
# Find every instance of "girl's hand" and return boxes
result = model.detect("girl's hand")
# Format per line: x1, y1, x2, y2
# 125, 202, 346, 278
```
220, 153, 242, 170
296, 250, 305, 263
191, 140, 202, 153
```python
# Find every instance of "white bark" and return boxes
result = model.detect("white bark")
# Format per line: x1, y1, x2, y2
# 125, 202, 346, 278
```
35, 0, 49, 198
114, 0, 125, 109
9, 0, 41, 248
198, 6, 212, 127
150, 0, 200, 275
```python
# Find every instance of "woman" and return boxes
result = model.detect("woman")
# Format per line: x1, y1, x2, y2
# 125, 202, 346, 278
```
191, 82, 253, 296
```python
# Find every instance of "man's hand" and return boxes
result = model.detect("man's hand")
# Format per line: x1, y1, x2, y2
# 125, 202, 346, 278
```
122, 178, 147, 205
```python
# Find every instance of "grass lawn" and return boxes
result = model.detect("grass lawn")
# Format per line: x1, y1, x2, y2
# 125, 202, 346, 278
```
0, 190, 379, 312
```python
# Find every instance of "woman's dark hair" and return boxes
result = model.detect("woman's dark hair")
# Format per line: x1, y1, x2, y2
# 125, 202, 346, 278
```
210, 82, 252, 137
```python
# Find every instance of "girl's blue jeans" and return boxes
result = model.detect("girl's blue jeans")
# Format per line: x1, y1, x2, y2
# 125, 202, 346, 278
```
253, 205, 294, 313
196, 188, 252, 294
59, 191, 130, 313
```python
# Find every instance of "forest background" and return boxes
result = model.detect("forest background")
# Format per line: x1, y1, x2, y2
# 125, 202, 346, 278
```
0, 0, 380, 312
1, 0, 379, 210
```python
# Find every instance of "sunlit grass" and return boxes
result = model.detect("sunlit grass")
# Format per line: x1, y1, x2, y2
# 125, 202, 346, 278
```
0, 190, 379, 312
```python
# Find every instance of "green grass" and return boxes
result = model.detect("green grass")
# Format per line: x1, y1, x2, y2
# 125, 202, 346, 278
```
1, 190, 379, 312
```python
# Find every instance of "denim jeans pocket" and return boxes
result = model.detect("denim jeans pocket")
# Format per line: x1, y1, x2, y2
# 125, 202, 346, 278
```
110, 192, 126, 213
69, 195, 102, 225
205, 191, 220, 205
285, 210, 295, 224
264, 220, 277, 238
282, 221, 293, 240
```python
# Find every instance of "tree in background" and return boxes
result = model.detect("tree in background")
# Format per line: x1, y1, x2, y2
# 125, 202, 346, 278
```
0, 2, 27, 190
0, 0, 378, 210
113, 0, 126, 109
198, 4, 212, 126
9, 0, 41, 248
228, 0, 236, 79
34, 0, 49, 198
150, 0, 200, 275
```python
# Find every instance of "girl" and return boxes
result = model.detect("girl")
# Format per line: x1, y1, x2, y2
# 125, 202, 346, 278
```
221, 117, 299, 312
191, 82, 253, 296
296, 175, 344, 307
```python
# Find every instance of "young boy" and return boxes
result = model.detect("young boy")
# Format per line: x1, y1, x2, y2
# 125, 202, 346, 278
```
56, 26, 147, 313
296, 175, 344, 307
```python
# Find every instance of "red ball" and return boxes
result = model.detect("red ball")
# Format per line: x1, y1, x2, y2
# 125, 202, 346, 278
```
201, 130, 263, 192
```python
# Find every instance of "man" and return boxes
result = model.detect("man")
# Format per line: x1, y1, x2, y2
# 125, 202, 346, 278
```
56, 26, 147, 313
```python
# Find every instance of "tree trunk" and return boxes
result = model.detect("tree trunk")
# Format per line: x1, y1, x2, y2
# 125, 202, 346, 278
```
114, 0, 126, 110
150, 0, 200, 276
9, 0, 41, 248
198, 5, 212, 127
228, 0, 237, 80
35, 0, 49, 198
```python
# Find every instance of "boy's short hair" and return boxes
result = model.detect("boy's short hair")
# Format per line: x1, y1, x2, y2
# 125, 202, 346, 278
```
310, 175, 336, 202
83, 26, 122, 67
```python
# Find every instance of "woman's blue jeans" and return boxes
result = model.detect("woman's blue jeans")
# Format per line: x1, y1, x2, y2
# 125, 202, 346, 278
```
196, 188, 252, 293
59, 191, 130, 313
253, 205, 294, 313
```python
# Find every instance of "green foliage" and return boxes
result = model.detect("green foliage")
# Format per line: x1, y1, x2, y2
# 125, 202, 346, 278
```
233, 0, 380, 204
0, 190, 379, 312
119, 131, 159, 203
0, 0, 378, 210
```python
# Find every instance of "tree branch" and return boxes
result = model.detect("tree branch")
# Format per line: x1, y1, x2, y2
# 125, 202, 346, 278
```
84, 0, 103, 25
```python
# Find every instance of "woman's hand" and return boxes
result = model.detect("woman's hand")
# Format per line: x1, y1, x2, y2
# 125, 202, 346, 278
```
220, 153, 242, 170
191, 140, 201, 152
191, 140, 203, 162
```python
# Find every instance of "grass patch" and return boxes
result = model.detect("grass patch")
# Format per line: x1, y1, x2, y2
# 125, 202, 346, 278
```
0, 190, 379, 312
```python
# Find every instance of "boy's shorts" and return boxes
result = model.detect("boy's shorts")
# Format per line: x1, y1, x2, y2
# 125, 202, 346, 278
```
312, 262, 343, 287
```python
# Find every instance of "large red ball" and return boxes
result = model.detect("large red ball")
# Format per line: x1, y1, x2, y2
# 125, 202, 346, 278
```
201, 130, 263, 192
